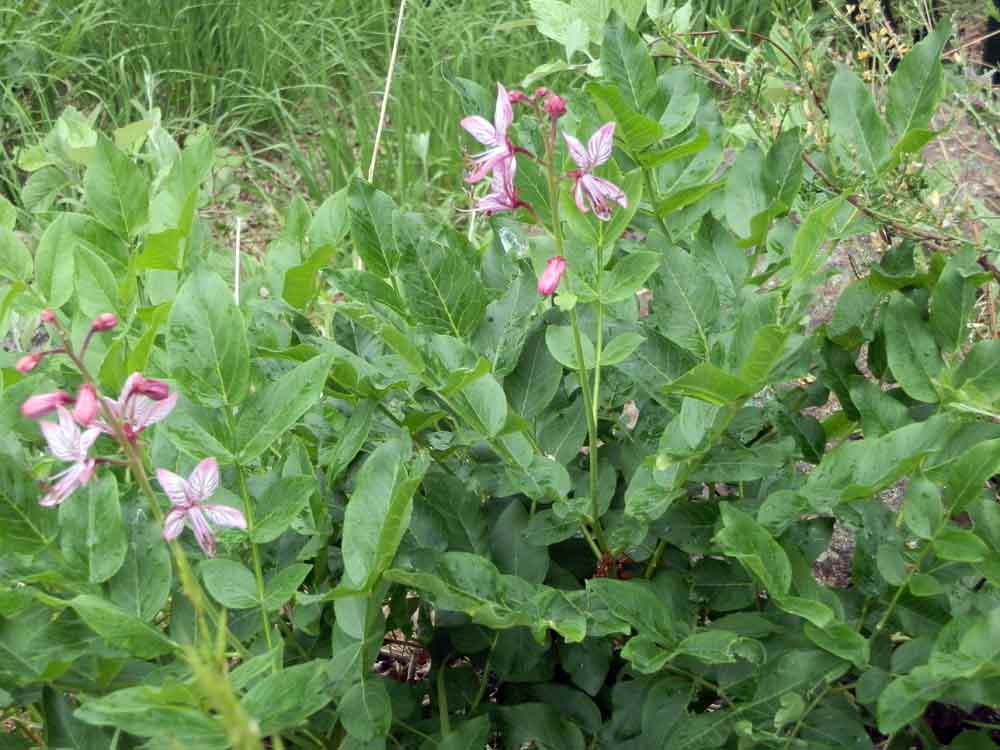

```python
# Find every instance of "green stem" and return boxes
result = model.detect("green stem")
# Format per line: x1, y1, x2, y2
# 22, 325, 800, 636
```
470, 634, 499, 713
543, 123, 608, 557
645, 539, 668, 579
785, 684, 832, 746
234, 462, 277, 668
436, 656, 451, 736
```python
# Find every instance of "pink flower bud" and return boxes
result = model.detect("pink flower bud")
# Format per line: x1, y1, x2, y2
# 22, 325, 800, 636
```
537, 256, 567, 297
91, 313, 118, 332
508, 89, 530, 104
21, 391, 73, 419
73, 384, 99, 426
533, 87, 549, 100
132, 376, 170, 401
15, 353, 42, 373
543, 93, 567, 119
40, 309, 56, 323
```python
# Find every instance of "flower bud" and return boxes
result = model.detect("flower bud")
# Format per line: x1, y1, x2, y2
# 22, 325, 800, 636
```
91, 313, 118, 332
133, 375, 170, 401
73, 384, 99, 426
537, 256, 567, 297
543, 93, 567, 119
532, 87, 549, 100
15, 353, 42, 374
21, 391, 73, 419
40, 309, 56, 323
508, 89, 530, 104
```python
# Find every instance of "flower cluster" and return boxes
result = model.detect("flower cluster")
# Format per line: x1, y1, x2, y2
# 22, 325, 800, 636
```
460, 84, 628, 298
19, 310, 243, 556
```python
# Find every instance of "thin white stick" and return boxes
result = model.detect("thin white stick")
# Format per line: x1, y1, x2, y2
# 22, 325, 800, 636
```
234, 216, 242, 305
368, 0, 408, 184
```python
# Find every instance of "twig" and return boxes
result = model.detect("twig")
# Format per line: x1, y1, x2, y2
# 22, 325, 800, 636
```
945, 27, 1000, 59
800, 151, 956, 246
660, 34, 735, 91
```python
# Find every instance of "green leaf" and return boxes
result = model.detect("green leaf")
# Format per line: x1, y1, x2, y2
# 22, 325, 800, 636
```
639, 129, 710, 168
283, 243, 337, 310
0, 228, 32, 282
396, 233, 488, 338
886, 19, 951, 136
68, 595, 176, 658
602, 11, 657, 113
775, 596, 836, 628
828, 65, 890, 175
0, 463, 58, 556
473, 271, 538, 376
108, 506, 172, 621
34, 216, 76, 308
241, 660, 333, 734
715, 504, 791, 597
930, 249, 990, 353
586, 578, 679, 643
545, 324, 595, 370
804, 623, 869, 667
440, 716, 491, 750
453, 372, 509, 437
954, 340, 1000, 403
201, 558, 259, 609
0, 196, 14, 230
656, 180, 724, 217
83, 135, 149, 237
506, 328, 563, 419
602, 251, 661, 304
724, 144, 768, 241
662, 362, 754, 405
0, 603, 92, 687
674, 630, 765, 665
341, 440, 430, 590
347, 178, 397, 277
738, 324, 791, 386
490, 500, 550, 584
790, 197, 844, 280
601, 332, 645, 366
586, 82, 662, 153
167, 270, 250, 407
235, 353, 333, 462
934, 438, 1000, 512
498, 702, 585, 750
74, 245, 119, 317
902, 475, 943, 540
934, 528, 989, 562
42, 687, 112, 750
252, 476, 318, 543
763, 127, 803, 212
309, 188, 350, 247
850, 379, 909, 438
263, 563, 312, 611
59, 474, 127, 584
884, 292, 941, 403
75, 684, 228, 747
877, 665, 949, 733
319, 399, 375, 482
340, 679, 392, 741
650, 248, 718, 357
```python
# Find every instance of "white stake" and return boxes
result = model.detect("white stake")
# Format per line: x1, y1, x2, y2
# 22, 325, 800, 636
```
234, 216, 242, 305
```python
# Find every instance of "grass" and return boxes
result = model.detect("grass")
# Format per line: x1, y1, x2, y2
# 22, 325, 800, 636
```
0, 0, 556, 209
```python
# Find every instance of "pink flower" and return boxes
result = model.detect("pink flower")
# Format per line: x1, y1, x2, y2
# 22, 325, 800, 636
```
73, 384, 99, 426
543, 93, 567, 119
90, 313, 118, 332
40, 309, 56, 323
563, 123, 628, 221
537, 256, 567, 297
475, 158, 524, 216
98, 372, 177, 440
38, 407, 100, 506
460, 83, 516, 183
157, 458, 246, 557
16, 353, 42, 373
21, 391, 73, 419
